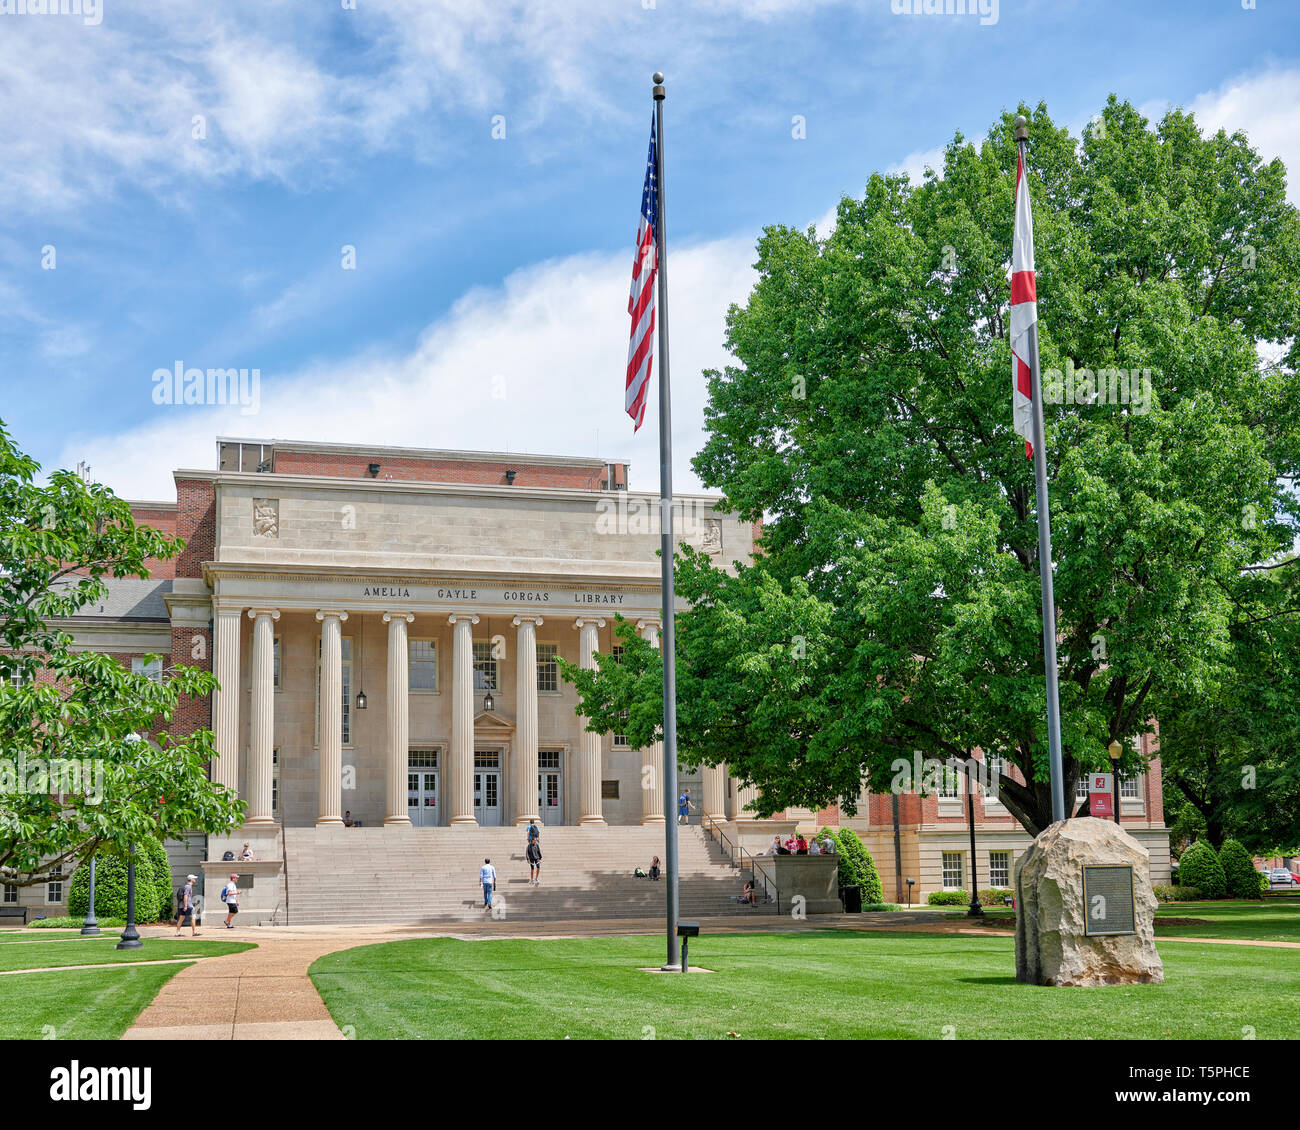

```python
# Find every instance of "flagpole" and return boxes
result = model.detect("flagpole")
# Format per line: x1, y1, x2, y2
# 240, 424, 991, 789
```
653, 71, 682, 969
1016, 114, 1065, 825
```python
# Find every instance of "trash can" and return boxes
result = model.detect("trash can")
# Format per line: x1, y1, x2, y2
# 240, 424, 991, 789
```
842, 885, 862, 914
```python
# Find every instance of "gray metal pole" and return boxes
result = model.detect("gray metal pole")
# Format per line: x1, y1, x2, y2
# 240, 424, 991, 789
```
1016, 117, 1065, 826
653, 72, 681, 970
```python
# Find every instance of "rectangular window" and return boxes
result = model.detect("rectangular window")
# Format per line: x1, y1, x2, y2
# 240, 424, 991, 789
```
942, 852, 964, 890
539, 750, 561, 770
409, 749, 439, 769
2, 883, 16, 904
474, 751, 500, 769
1120, 776, 1140, 799
132, 656, 162, 683
472, 641, 498, 692
938, 767, 961, 798
315, 637, 353, 747
611, 646, 629, 746
409, 639, 438, 692
1076, 775, 1089, 800
273, 638, 281, 690
271, 747, 280, 815
536, 643, 558, 693
989, 851, 1011, 888
46, 865, 63, 905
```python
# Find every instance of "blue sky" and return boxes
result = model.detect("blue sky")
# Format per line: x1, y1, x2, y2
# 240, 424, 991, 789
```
2, 0, 1298, 497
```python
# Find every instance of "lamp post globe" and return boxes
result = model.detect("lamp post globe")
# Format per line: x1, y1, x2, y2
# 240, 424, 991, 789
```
1107, 740, 1123, 824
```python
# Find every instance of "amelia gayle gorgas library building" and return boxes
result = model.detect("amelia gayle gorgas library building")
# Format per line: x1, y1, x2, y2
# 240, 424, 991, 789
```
13, 436, 1169, 924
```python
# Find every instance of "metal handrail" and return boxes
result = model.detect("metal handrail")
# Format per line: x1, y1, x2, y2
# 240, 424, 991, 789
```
701, 814, 781, 914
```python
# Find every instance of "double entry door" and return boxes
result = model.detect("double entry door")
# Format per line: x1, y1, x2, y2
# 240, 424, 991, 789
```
407, 749, 439, 827
474, 750, 502, 827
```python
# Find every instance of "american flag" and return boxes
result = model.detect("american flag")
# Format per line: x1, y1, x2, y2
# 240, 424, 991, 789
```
1010, 146, 1037, 459
626, 114, 659, 432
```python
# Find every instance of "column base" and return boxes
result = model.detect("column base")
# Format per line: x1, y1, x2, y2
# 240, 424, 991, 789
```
383, 816, 413, 827
514, 815, 540, 826
450, 815, 479, 827
579, 816, 607, 827
316, 817, 344, 827
244, 816, 278, 828
641, 815, 666, 826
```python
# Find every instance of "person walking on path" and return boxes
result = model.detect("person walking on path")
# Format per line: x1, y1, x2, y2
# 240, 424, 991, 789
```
175, 874, 201, 937
221, 873, 240, 928
677, 788, 695, 825
480, 858, 497, 910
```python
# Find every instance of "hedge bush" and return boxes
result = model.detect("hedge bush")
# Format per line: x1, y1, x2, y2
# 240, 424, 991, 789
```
860, 902, 901, 912
1153, 884, 1200, 902
67, 840, 169, 923
1219, 839, 1262, 900
28, 915, 128, 929
978, 888, 1015, 905
928, 890, 969, 906
818, 826, 884, 904
1175, 840, 1226, 900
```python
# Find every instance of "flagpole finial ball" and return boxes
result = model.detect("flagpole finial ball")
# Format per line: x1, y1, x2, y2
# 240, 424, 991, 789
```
653, 72, 664, 85
1014, 115, 1029, 142
1015, 115, 1027, 129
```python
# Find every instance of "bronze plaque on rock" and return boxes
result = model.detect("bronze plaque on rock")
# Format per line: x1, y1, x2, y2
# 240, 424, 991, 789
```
1082, 865, 1136, 936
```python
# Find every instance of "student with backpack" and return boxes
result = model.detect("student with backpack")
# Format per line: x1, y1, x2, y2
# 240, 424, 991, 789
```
221, 873, 240, 928
526, 837, 542, 885
175, 874, 201, 937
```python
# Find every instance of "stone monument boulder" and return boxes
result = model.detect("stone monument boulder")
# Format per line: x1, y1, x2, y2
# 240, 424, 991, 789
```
1015, 817, 1164, 986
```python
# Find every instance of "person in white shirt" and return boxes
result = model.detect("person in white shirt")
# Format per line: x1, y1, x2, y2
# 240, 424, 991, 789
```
239, 842, 254, 861
809, 837, 822, 855
480, 858, 497, 910
221, 874, 239, 928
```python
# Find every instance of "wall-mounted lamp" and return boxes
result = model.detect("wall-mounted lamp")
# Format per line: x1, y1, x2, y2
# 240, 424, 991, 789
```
505, 469, 517, 485
367, 462, 381, 478
483, 691, 495, 713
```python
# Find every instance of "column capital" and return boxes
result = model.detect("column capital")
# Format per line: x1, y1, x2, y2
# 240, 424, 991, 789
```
448, 613, 480, 627
214, 604, 244, 618
635, 617, 661, 636
315, 610, 349, 622
246, 608, 281, 621
382, 611, 415, 624
512, 615, 544, 628
573, 617, 606, 630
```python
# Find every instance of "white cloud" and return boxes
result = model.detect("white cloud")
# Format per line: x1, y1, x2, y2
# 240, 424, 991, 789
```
59, 236, 758, 499
886, 144, 947, 184
1188, 68, 1300, 203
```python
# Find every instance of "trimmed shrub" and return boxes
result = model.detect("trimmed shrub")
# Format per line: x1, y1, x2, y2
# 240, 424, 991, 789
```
860, 903, 901, 912
1219, 839, 1262, 900
1153, 884, 1200, 902
826, 827, 884, 904
141, 837, 175, 918
1259, 871, 1271, 896
67, 841, 166, 923
27, 915, 127, 929
1175, 840, 1226, 900
979, 888, 1015, 905
928, 890, 968, 906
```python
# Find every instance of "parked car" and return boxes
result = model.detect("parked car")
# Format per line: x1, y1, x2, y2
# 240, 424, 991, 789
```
1266, 868, 1298, 888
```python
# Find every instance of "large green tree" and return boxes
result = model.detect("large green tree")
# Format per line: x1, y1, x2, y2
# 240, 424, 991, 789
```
0, 421, 243, 889
565, 97, 1300, 838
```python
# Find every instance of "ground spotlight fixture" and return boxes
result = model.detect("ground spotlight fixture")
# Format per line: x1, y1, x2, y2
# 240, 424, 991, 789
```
367, 462, 381, 477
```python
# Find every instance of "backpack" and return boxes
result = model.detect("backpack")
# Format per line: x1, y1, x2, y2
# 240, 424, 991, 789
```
634, 867, 648, 878
175, 886, 187, 910
222, 850, 235, 862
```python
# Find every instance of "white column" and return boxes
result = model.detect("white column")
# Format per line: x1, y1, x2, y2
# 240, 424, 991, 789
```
245, 608, 279, 826
211, 607, 242, 795
449, 614, 479, 826
636, 618, 665, 826
702, 763, 727, 826
732, 774, 760, 821
574, 617, 607, 826
315, 610, 348, 827
513, 616, 542, 825
383, 612, 414, 827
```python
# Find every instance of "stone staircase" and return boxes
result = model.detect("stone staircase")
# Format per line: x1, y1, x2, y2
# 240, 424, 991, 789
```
282, 825, 779, 924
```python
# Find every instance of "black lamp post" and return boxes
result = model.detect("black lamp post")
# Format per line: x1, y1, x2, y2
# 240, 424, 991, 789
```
80, 856, 100, 936
965, 758, 984, 918
1108, 740, 1123, 825
115, 842, 142, 950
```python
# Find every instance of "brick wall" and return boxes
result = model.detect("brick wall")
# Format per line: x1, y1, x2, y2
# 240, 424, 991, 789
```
272, 451, 621, 491
129, 504, 178, 579
173, 478, 215, 580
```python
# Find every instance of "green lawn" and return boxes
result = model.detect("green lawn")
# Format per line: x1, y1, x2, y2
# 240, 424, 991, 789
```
947, 899, 1300, 943
309, 931, 1300, 1040
0, 965, 187, 1040
0, 937, 253, 971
